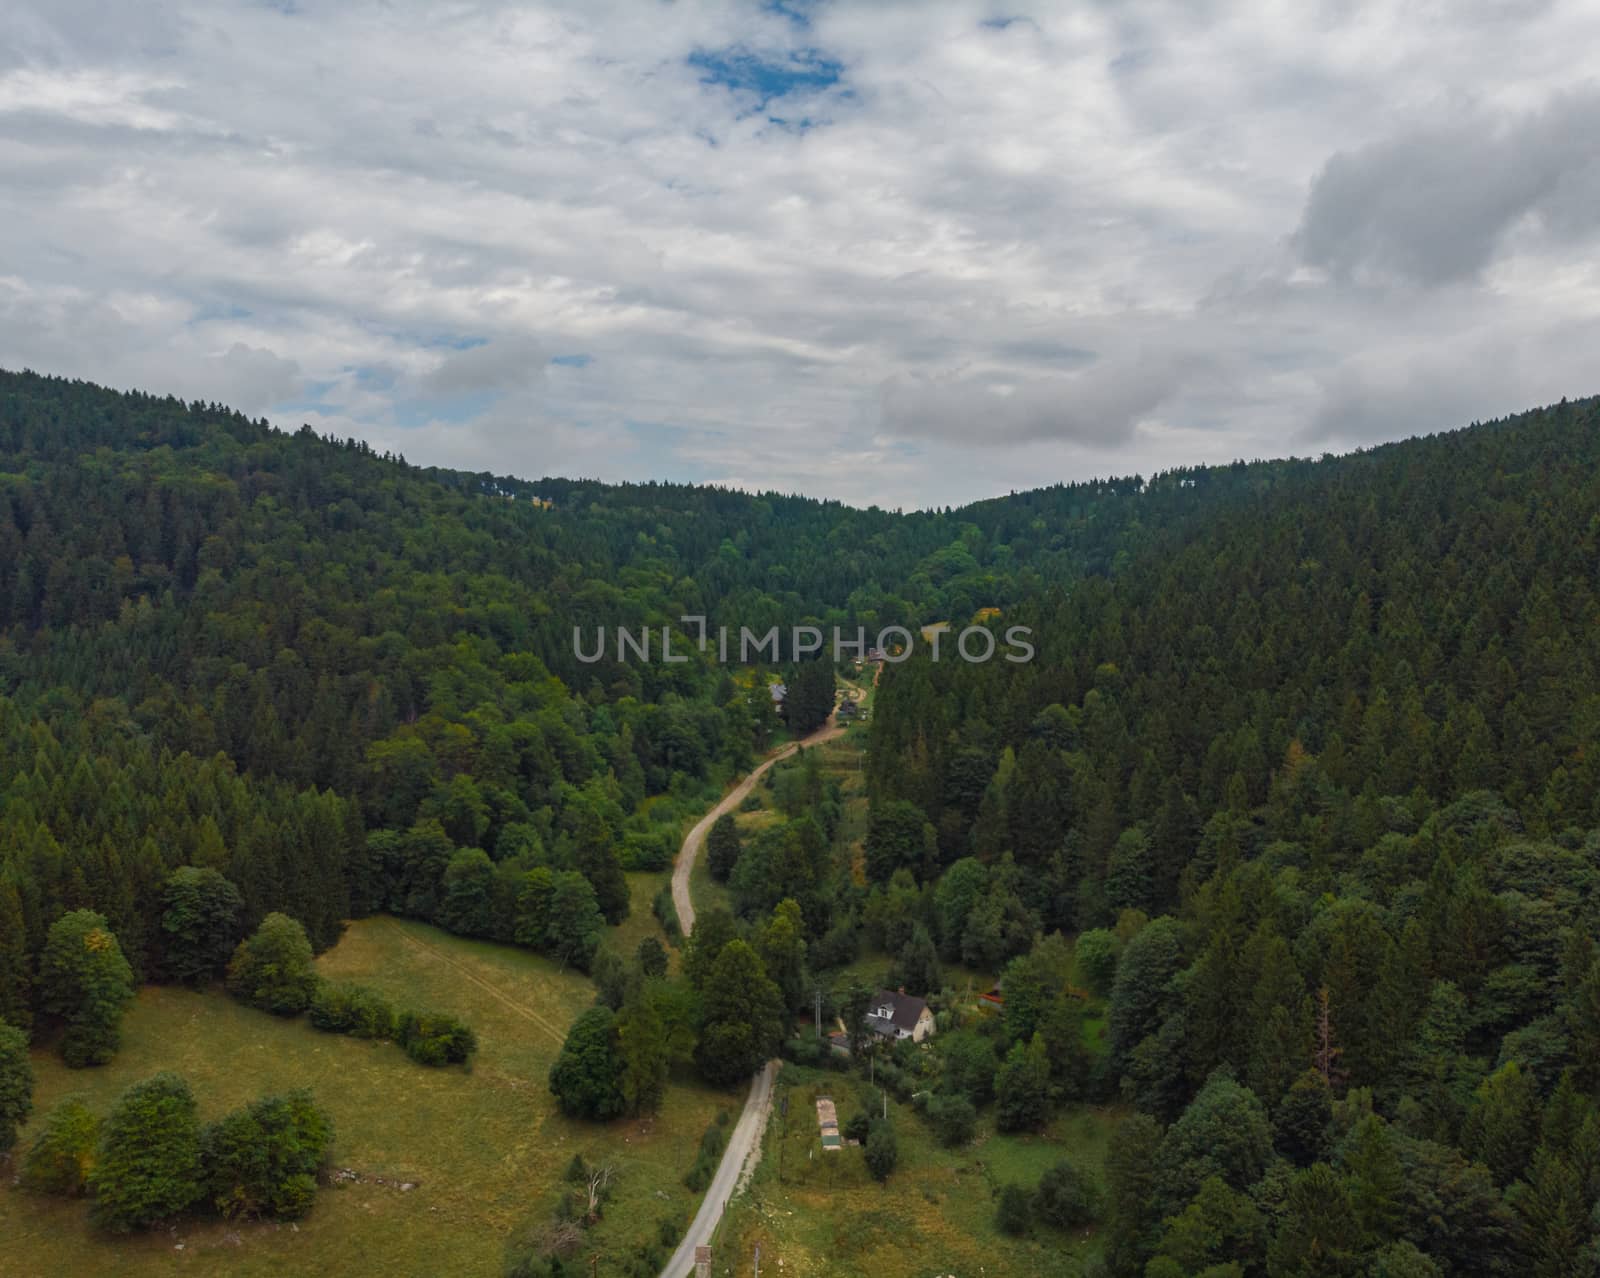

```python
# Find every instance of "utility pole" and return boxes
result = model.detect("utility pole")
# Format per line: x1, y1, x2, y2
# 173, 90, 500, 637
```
754, 1243, 761, 1278
814, 986, 822, 1039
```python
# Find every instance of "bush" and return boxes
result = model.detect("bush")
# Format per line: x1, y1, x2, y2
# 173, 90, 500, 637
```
925, 1093, 977, 1148
89, 1072, 205, 1232
312, 983, 396, 1039
682, 1112, 731, 1192
1034, 1158, 1099, 1229
843, 1110, 871, 1144
636, 936, 668, 979
397, 1010, 478, 1066
19, 1097, 100, 1196
202, 1089, 334, 1220
621, 830, 673, 872
226, 914, 319, 1016
0, 1017, 33, 1152
996, 1182, 1032, 1236
651, 888, 681, 944
864, 1119, 898, 1182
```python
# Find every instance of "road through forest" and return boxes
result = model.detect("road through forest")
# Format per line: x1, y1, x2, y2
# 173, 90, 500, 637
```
660, 704, 855, 1277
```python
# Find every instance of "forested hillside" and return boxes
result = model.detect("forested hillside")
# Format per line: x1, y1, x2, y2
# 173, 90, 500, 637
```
6, 368, 1600, 1275
864, 395, 1600, 1275
0, 367, 1191, 1028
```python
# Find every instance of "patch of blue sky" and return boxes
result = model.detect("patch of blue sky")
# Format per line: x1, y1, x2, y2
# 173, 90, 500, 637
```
763, 0, 816, 27
688, 46, 843, 109
549, 354, 593, 368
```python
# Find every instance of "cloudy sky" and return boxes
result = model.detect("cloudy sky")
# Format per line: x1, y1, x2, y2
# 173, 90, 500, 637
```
3, 1, 1599, 508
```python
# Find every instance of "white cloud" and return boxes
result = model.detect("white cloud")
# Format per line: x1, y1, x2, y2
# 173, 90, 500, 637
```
0, 0, 1597, 507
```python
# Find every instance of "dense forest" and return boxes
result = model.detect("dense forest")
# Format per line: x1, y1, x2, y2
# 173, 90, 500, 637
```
4, 367, 1600, 1274
0, 363, 1266, 1015
860, 395, 1600, 1275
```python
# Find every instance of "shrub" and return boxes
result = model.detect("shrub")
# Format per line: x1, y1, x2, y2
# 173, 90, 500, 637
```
397, 1010, 478, 1066
996, 1182, 1032, 1236
636, 936, 668, 979
0, 1017, 33, 1152
651, 888, 681, 944
1034, 1158, 1099, 1229
843, 1110, 871, 1144
309, 982, 396, 1040
926, 1093, 977, 1148
621, 831, 673, 872
345, 985, 398, 1039
89, 1072, 205, 1232
682, 1112, 730, 1191
864, 1119, 898, 1182
202, 1089, 334, 1221
226, 914, 319, 1016
19, 1097, 100, 1196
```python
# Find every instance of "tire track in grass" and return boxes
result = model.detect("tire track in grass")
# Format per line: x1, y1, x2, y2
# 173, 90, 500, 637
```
383, 920, 569, 1048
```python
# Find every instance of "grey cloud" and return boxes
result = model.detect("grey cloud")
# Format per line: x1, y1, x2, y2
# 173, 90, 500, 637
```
2, 0, 1599, 506
879, 351, 1196, 446
195, 342, 302, 413
424, 337, 546, 395
1294, 90, 1600, 286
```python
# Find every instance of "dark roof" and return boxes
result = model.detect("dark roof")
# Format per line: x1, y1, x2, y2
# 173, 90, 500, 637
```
866, 988, 929, 1036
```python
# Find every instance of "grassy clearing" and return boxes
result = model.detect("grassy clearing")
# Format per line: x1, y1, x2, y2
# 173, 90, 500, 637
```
611, 869, 675, 960
0, 916, 728, 1276
718, 1064, 1120, 1278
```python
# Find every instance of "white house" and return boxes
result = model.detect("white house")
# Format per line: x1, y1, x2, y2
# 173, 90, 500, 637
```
863, 988, 935, 1043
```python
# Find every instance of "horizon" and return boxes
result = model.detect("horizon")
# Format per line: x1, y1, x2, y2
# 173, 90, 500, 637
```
8, 363, 1593, 516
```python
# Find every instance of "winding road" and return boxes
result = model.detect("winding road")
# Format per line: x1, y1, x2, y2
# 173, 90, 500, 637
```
660, 708, 854, 1278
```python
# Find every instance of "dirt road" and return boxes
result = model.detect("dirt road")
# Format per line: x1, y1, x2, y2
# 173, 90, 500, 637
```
671, 717, 847, 935
660, 709, 854, 1277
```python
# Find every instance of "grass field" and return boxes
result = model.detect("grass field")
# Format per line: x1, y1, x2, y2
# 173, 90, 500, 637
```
0, 914, 728, 1277
717, 1064, 1120, 1278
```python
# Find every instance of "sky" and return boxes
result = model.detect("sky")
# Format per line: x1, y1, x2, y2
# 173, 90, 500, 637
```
3, 1, 1599, 509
